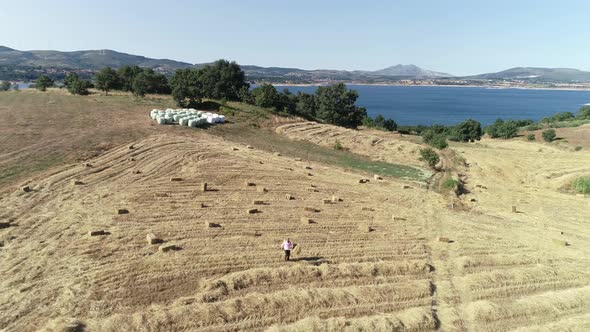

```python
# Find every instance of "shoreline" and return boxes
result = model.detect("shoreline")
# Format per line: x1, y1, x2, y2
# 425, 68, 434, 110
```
270, 82, 590, 91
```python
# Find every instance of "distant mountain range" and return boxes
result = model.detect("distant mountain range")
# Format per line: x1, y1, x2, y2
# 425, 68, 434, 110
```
1, 46, 590, 84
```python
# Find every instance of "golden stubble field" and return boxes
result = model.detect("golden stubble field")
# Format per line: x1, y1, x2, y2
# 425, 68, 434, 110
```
0, 90, 589, 331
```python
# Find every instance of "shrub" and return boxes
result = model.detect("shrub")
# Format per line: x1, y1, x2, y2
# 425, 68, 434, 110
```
577, 106, 590, 119
442, 178, 459, 190
542, 129, 557, 142
419, 147, 440, 168
35, 75, 54, 92
526, 133, 536, 141
333, 140, 344, 150
485, 119, 518, 139
0, 81, 10, 91
572, 176, 590, 194
574, 146, 583, 151
450, 119, 482, 142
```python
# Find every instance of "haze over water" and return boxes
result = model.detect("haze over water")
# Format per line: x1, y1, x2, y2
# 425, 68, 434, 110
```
277, 85, 590, 126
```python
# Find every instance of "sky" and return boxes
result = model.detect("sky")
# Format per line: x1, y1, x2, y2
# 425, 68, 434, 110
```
2, 0, 590, 75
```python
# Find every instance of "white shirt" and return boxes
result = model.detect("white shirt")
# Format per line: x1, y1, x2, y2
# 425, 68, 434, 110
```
282, 241, 293, 250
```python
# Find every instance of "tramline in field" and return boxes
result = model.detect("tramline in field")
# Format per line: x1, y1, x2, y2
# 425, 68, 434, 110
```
150, 108, 226, 127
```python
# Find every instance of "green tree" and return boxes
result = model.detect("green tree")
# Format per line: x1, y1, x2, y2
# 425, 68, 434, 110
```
35, 75, 54, 92
198, 59, 248, 100
382, 118, 398, 132
295, 92, 317, 118
485, 119, 518, 139
577, 106, 590, 119
251, 83, 280, 108
0, 81, 11, 91
374, 114, 386, 127
315, 83, 366, 128
451, 119, 482, 142
238, 85, 254, 104
117, 65, 143, 92
131, 69, 170, 97
95, 67, 120, 95
132, 72, 149, 97
170, 68, 203, 107
542, 129, 557, 142
419, 147, 440, 168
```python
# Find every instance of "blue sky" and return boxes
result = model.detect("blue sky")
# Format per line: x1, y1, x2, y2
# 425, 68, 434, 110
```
2, 0, 589, 75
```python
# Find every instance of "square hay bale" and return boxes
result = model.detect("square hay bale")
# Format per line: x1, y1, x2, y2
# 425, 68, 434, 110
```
301, 217, 315, 224
0, 222, 10, 229
128, 157, 136, 161
437, 236, 450, 243
392, 215, 407, 221
88, 230, 106, 236
132, 170, 141, 175
374, 175, 383, 180
206, 222, 221, 228
274, 152, 282, 156
361, 207, 374, 211
247, 208, 259, 214
306, 187, 319, 192
232, 147, 239, 151
307, 173, 313, 177
511, 206, 517, 213
72, 180, 84, 185
295, 158, 302, 161
21, 186, 31, 193
245, 181, 255, 187
322, 199, 332, 204
305, 166, 312, 170
552, 239, 570, 246
358, 179, 369, 184
170, 177, 183, 182
154, 193, 168, 198
358, 225, 374, 232
247, 145, 253, 149
252, 200, 265, 205
304, 207, 318, 213
331, 195, 339, 203
257, 187, 268, 193
82, 162, 92, 168
285, 194, 294, 200
146, 233, 161, 245
402, 185, 411, 189
128, 145, 135, 150
158, 244, 178, 253
201, 183, 208, 192
117, 208, 129, 215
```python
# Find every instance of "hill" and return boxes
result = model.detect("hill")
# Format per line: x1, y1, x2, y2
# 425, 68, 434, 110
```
0, 47, 193, 72
0, 90, 589, 331
467, 67, 590, 83
369, 64, 452, 78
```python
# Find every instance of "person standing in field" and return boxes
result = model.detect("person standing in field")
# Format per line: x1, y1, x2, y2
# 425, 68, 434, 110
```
281, 238, 293, 261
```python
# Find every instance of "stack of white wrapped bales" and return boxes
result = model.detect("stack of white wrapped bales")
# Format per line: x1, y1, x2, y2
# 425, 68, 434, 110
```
150, 108, 225, 127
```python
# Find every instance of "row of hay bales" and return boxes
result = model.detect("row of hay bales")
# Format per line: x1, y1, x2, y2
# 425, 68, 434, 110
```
150, 108, 225, 127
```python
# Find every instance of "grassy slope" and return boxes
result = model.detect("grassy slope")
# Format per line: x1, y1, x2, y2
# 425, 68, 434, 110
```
0, 90, 428, 191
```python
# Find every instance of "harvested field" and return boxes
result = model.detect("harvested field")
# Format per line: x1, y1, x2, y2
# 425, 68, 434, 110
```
0, 91, 589, 331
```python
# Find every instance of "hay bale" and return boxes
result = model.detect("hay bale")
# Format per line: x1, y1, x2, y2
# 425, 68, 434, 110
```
72, 180, 84, 185
301, 217, 315, 224
0, 222, 10, 229
285, 194, 294, 200
402, 185, 411, 189
257, 186, 267, 193
437, 236, 450, 243
252, 200, 265, 205
206, 222, 221, 228
305, 166, 312, 170
245, 181, 255, 187
275, 152, 282, 156
322, 199, 332, 204
331, 195, 339, 203
158, 244, 178, 253
307, 173, 313, 176
201, 183, 208, 192
170, 177, 182, 182
82, 162, 92, 168
392, 215, 407, 221
146, 233, 161, 245
232, 147, 239, 151
295, 158, 302, 161
374, 175, 382, 180
361, 207, 374, 211
132, 170, 141, 174
128, 157, 135, 161
117, 208, 129, 215
128, 145, 135, 149
21, 186, 31, 193
306, 187, 318, 192
552, 239, 570, 246
511, 206, 517, 213
304, 207, 318, 213
247, 145, 253, 149
154, 193, 168, 198
88, 230, 106, 236
358, 179, 369, 184
247, 208, 258, 214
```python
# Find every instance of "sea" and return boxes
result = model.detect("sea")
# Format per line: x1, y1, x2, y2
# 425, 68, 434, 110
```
273, 85, 590, 126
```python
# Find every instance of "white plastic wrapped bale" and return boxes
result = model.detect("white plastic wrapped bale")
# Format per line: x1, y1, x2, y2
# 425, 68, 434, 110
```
157, 117, 168, 125
198, 118, 207, 125
188, 119, 198, 127
179, 118, 189, 126
218, 115, 225, 123
173, 114, 182, 122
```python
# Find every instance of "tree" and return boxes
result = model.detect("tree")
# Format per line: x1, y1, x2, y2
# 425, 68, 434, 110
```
0, 81, 11, 91
95, 67, 120, 95
419, 147, 440, 168
132, 72, 149, 97
422, 128, 448, 149
198, 59, 248, 100
251, 83, 280, 108
315, 83, 366, 128
238, 86, 254, 104
295, 92, 317, 118
485, 118, 518, 139
374, 114, 386, 127
131, 69, 170, 97
170, 68, 202, 107
542, 129, 556, 142
63, 73, 91, 95
382, 118, 398, 131
35, 75, 54, 91
577, 106, 590, 119
451, 119, 482, 142
117, 65, 143, 92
